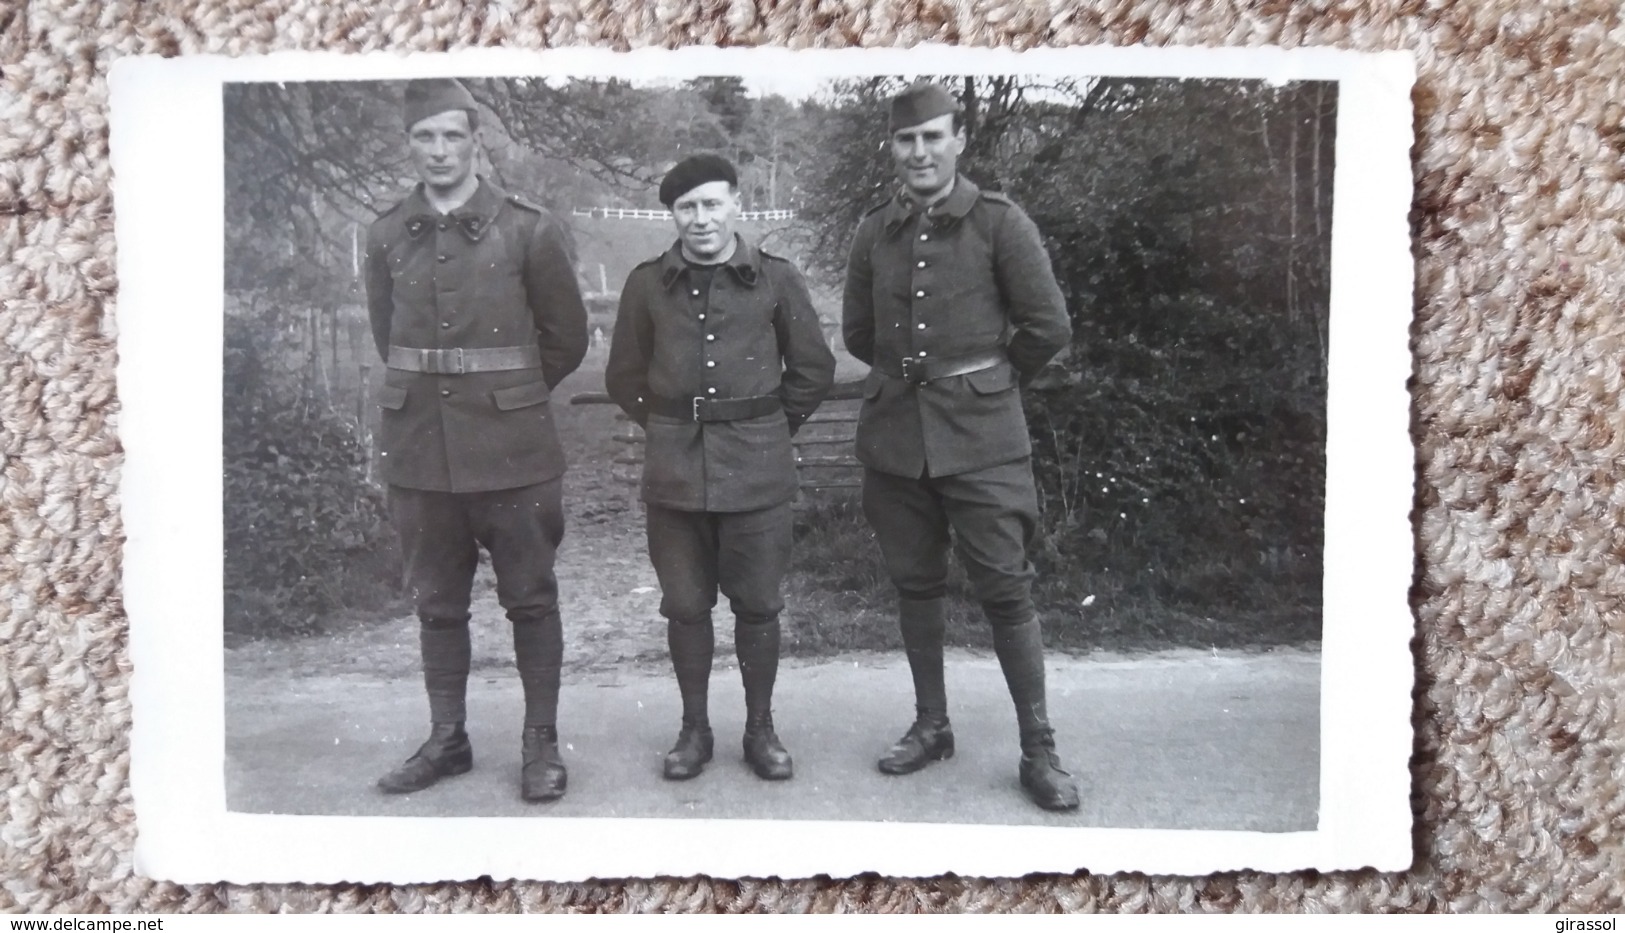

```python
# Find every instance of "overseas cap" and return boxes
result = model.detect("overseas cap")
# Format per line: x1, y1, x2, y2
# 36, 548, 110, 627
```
889, 82, 961, 132
403, 78, 478, 130
659, 153, 738, 207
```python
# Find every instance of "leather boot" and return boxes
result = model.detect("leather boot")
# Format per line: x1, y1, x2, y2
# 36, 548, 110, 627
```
1018, 729, 1081, 811
663, 724, 715, 781
877, 711, 955, 775
664, 617, 714, 780
520, 725, 567, 802
991, 617, 1079, 809
742, 710, 793, 781
378, 722, 473, 794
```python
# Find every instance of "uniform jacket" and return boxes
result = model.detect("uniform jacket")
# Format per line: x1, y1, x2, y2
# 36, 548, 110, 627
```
605, 237, 836, 512
842, 175, 1071, 479
365, 178, 589, 493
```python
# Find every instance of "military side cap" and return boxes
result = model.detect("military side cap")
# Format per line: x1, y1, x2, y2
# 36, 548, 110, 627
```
659, 154, 738, 207
889, 82, 961, 131
403, 78, 478, 130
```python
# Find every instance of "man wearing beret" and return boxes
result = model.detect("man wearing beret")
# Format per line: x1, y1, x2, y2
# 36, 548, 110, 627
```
842, 82, 1080, 810
606, 154, 835, 782
365, 78, 589, 802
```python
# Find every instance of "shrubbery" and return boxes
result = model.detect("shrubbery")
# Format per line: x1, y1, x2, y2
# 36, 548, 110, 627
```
223, 308, 403, 640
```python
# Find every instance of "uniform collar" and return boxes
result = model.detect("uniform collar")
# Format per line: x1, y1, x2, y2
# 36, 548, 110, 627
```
883, 174, 981, 234
403, 177, 503, 241
657, 235, 762, 290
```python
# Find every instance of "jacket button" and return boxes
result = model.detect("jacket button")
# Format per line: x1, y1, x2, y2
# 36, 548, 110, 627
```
917, 323, 926, 330
691, 289, 701, 297
917, 260, 926, 268
698, 313, 706, 320
915, 290, 926, 298
438, 254, 449, 263
707, 387, 717, 395
441, 321, 451, 328
706, 334, 715, 341
440, 389, 451, 397
919, 233, 928, 241
706, 361, 716, 368
918, 351, 927, 358
437, 221, 448, 231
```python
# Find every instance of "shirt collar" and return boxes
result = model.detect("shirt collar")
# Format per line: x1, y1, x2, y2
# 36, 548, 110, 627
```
403, 177, 501, 241
883, 174, 981, 234
658, 234, 762, 290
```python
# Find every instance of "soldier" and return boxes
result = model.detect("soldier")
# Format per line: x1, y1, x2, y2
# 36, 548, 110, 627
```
606, 154, 835, 782
842, 83, 1080, 810
364, 79, 589, 802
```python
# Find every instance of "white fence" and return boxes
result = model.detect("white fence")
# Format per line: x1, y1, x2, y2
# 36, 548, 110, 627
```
572, 207, 797, 222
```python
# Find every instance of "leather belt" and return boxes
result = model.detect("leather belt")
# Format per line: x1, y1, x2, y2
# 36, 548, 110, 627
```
874, 348, 1007, 385
387, 345, 542, 374
648, 394, 783, 423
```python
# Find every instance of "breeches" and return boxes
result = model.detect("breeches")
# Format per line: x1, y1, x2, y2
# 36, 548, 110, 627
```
389, 480, 565, 625
861, 459, 1039, 626
645, 501, 793, 626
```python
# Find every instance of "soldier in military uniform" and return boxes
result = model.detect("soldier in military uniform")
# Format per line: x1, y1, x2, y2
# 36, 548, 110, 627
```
606, 155, 835, 782
364, 79, 589, 802
842, 83, 1080, 810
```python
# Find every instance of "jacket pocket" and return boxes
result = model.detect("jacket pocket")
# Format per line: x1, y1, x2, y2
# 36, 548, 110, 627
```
376, 384, 408, 410
966, 364, 1017, 395
492, 380, 551, 411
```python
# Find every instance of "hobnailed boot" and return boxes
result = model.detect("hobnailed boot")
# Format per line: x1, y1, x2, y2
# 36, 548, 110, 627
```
664, 724, 715, 781
520, 725, 568, 802
735, 619, 792, 780
1018, 730, 1081, 812
664, 617, 715, 781
377, 722, 473, 794
992, 617, 1080, 811
878, 596, 952, 775
877, 711, 955, 775
742, 710, 794, 781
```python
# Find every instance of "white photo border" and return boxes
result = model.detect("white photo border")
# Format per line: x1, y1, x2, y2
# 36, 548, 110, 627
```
114, 44, 1418, 884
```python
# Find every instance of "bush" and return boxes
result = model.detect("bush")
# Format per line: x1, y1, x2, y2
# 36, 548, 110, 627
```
223, 305, 403, 639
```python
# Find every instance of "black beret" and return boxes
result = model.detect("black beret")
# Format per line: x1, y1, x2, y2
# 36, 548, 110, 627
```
889, 82, 961, 132
659, 154, 738, 207
403, 78, 478, 130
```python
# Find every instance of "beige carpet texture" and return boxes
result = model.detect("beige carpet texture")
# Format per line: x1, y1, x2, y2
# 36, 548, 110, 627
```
2, 0, 1624, 914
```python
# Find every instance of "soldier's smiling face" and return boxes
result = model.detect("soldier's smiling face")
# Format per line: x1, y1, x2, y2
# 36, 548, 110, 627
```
671, 181, 741, 263
891, 112, 965, 201
408, 109, 478, 193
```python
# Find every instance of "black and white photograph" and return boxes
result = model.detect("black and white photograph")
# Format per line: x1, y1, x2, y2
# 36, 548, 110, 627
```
114, 46, 1417, 883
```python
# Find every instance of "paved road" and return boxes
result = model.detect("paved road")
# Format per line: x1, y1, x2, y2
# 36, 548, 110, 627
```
226, 647, 1319, 831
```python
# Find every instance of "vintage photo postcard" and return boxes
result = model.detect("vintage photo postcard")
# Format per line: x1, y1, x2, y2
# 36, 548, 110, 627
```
112, 45, 1417, 884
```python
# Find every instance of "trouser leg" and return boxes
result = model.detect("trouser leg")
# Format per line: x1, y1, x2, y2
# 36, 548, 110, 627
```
862, 468, 952, 716
645, 504, 721, 724
390, 485, 479, 724
475, 479, 568, 730
716, 502, 793, 720
933, 459, 1047, 741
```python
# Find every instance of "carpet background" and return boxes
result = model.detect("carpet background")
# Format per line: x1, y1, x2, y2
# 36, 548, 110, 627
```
2, 0, 1622, 913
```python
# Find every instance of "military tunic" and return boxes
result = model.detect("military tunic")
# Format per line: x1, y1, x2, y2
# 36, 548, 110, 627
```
842, 174, 1070, 479
606, 238, 836, 513
366, 179, 589, 494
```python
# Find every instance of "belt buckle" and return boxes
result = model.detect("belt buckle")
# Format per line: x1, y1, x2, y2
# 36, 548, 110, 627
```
691, 396, 705, 422
449, 347, 465, 374
900, 356, 928, 385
